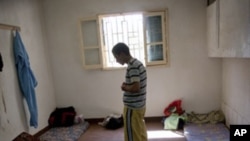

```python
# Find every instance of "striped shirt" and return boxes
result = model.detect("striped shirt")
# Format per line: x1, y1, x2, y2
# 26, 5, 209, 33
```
124, 58, 147, 109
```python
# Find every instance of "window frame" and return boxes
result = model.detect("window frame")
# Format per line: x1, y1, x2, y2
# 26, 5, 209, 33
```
79, 17, 103, 69
144, 11, 168, 66
79, 10, 169, 70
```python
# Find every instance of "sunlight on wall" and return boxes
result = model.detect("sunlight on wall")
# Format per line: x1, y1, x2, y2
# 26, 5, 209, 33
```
147, 130, 185, 139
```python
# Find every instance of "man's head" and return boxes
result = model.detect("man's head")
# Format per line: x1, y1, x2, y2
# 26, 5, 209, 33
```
112, 42, 131, 65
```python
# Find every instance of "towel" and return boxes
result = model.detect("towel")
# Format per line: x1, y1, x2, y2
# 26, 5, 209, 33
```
13, 31, 38, 128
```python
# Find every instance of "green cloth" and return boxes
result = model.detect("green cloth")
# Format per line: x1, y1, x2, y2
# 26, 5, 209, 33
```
164, 113, 186, 130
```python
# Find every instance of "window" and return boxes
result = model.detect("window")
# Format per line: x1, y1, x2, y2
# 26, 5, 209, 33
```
100, 14, 145, 68
79, 10, 168, 69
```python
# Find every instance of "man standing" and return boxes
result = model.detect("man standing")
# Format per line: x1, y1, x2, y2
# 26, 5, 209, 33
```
112, 42, 147, 141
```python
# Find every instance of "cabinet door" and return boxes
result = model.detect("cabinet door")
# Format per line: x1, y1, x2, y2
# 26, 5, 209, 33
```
219, 0, 250, 57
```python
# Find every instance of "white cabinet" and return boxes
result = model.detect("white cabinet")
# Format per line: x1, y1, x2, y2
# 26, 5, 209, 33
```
207, 0, 250, 58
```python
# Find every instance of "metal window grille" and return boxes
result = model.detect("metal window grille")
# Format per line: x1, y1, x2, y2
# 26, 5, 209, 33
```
101, 14, 145, 68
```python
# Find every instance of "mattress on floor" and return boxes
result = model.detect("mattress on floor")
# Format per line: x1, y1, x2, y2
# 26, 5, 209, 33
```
39, 121, 89, 141
184, 123, 229, 141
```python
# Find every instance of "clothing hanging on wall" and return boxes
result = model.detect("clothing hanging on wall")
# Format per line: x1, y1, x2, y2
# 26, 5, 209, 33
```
0, 52, 3, 72
0, 23, 22, 131
0, 73, 9, 131
13, 31, 38, 128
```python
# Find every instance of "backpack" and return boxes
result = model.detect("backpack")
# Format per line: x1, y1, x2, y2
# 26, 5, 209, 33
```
48, 106, 76, 127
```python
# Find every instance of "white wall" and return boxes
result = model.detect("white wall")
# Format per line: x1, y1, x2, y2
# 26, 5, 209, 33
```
42, 0, 222, 118
222, 58, 250, 126
1, 1, 248, 140
0, 0, 56, 140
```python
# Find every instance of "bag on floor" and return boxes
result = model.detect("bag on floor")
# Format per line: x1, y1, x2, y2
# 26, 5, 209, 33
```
164, 99, 185, 117
164, 113, 186, 130
48, 106, 76, 127
105, 116, 123, 130
99, 114, 123, 130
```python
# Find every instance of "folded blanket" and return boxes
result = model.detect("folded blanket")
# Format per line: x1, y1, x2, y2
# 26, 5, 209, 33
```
186, 110, 225, 124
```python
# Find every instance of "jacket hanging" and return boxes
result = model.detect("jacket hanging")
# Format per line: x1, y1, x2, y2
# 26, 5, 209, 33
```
0, 52, 3, 72
13, 31, 38, 128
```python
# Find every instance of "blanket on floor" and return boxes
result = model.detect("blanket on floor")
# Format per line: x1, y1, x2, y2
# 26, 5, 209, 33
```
39, 121, 89, 141
184, 123, 229, 141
